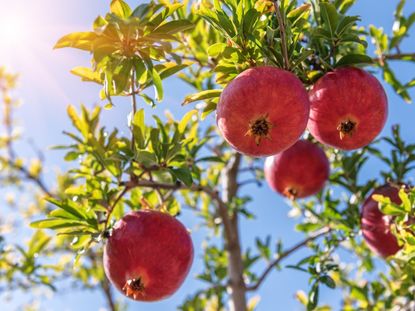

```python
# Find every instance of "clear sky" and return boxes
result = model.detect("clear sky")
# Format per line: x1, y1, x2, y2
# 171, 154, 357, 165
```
0, 0, 414, 310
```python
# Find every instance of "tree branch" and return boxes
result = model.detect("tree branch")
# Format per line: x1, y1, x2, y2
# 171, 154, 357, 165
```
373, 52, 415, 64
101, 277, 117, 311
274, 0, 290, 70
219, 153, 247, 311
1, 84, 54, 199
120, 179, 231, 222
245, 227, 331, 292
3, 158, 54, 198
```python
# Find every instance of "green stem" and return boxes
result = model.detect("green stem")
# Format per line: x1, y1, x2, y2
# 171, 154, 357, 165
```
274, 0, 290, 70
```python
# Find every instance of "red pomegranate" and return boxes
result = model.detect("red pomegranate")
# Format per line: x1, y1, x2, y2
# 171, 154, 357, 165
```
361, 185, 402, 258
103, 210, 194, 301
308, 67, 388, 150
217, 66, 310, 157
264, 140, 330, 199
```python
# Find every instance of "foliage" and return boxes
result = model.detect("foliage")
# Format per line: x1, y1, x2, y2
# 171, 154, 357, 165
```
1, 0, 415, 310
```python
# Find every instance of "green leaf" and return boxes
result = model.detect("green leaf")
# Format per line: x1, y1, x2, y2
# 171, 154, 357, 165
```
153, 20, 194, 35
313, 28, 332, 40
110, 0, 132, 18
308, 281, 320, 311
135, 150, 157, 166
30, 218, 89, 230
336, 16, 360, 36
27, 231, 51, 257
337, 0, 356, 13
207, 43, 227, 57
132, 109, 145, 131
151, 68, 163, 102
374, 195, 405, 216
406, 79, 415, 88
54, 32, 97, 50
383, 66, 412, 103
70, 67, 102, 84
93, 16, 108, 30
67, 105, 88, 138
178, 110, 198, 134
159, 63, 189, 80
395, 0, 406, 19
182, 89, 222, 106
132, 109, 146, 149
398, 189, 411, 212
150, 128, 161, 157
242, 8, 260, 36
287, 3, 311, 23
140, 93, 155, 107
320, 3, 339, 38
64, 151, 79, 161
201, 101, 218, 120
340, 34, 368, 47
293, 50, 314, 68
350, 286, 368, 302
50, 208, 80, 220
320, 275, 336, 289
169, 168, 193, 187
113, 61, 133, 94
45, 197, 92, 221
104, 102, 114, 110
335, 54, 373, 67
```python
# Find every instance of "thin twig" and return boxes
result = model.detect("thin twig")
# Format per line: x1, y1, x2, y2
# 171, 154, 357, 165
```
373, 53, 415, 65
245, 227, 331, 291
101, 277, 117, 311
4, 158, 54, 198
104, 186, 131, 230
130, 69, 138, 155
120, 178, 235, 234
1, 84, 54, 198
239, 166, 262, 173
238, 179, 262, 188
274, 0, 290, 70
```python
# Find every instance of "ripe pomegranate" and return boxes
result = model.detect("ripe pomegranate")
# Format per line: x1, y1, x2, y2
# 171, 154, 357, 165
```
361, 184, 402, 257
264, 140, 330, 199
103, 210, 194, 301
217, 66, 310, 157
308, 67, 388, 150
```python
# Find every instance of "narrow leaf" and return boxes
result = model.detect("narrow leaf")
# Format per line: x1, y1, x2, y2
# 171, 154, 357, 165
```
182, 89, 222, 106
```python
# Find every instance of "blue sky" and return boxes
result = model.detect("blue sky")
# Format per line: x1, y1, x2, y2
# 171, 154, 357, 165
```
0, 0, 414, 310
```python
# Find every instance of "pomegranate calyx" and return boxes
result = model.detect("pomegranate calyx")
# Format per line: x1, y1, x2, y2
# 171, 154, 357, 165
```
337, 119, 357, 140
283, 187, 298, 200
245, 114, 273, 146
122, 277, 145, 299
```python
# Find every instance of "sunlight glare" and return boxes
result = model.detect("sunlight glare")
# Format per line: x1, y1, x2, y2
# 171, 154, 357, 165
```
0, 14, 27, 48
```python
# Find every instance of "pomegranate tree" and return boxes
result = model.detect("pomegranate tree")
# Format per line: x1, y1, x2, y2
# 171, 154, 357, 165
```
1, 1, 412, 311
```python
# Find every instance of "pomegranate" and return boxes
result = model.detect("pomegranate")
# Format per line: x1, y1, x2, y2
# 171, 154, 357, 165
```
264, 140, 330, 199
308, 67, 388, 150
103, 210, 194, 301
361, 184, 402, 257
217, 66, 310, 157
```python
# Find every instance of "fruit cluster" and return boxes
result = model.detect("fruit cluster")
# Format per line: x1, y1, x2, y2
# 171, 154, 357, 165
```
217, 65, 401, 258
103, 65, 398, 303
